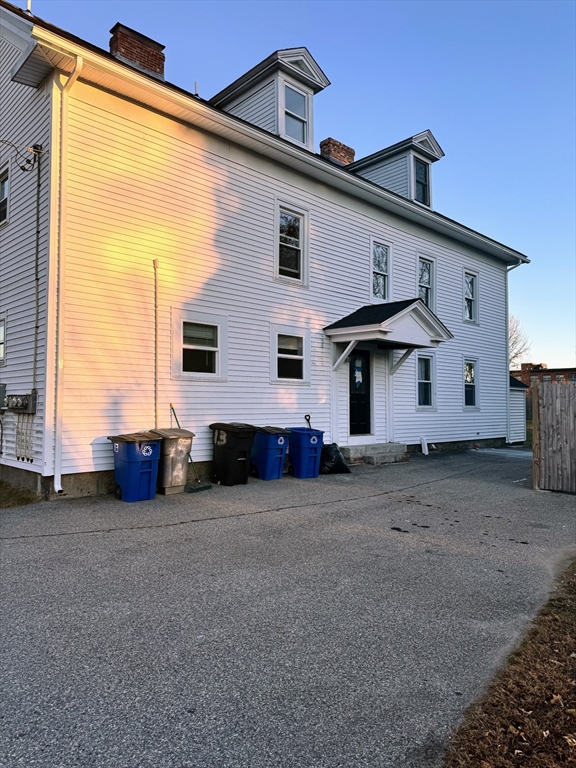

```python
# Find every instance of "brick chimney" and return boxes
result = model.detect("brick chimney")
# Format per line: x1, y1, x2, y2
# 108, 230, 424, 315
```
109, 23, 165, 81
319, 137, 355, 166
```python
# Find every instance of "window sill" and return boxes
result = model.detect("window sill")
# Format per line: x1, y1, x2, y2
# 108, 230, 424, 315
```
416, 406, 437, 413
463, 406, 481, 412
463, 319, 480, 326
274, 273, 309, 289
271, 378, 310, 386
172, 373, 227, 383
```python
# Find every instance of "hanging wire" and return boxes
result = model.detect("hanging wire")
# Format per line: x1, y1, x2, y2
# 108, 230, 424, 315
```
0, 139, 47, 172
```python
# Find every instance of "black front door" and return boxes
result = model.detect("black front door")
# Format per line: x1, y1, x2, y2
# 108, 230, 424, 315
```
349, 350, 371, 435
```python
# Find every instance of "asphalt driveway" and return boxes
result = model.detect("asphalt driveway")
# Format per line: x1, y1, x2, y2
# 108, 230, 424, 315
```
1, 449, 574, 767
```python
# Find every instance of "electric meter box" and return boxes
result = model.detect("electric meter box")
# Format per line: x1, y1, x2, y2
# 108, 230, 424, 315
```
5, 392, 37, 414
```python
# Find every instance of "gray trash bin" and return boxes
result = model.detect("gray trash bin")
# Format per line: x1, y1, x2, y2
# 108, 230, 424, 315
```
150, 428, 195, 495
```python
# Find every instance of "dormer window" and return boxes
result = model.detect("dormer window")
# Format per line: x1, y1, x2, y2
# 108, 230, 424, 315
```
209, 48, 329, 153
414, 159, 429, 205
284, 85, 307, 144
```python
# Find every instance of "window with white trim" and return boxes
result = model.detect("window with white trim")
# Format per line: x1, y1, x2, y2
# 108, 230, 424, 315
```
276, 202, 308, 284
0, 171, 8, 224
542, 374, 551, 382
372, 241, 389, 300
0, 317, 5, 364
464, 359, 477, 407
172, 309, 227, 380
414, 159, 429, 205
418, 257, 433, 307
464, 272, 477, 322
271, 324, 309, 384
284, 84, 308, 145
417, 355, 433, 407
555, 374, 565, 382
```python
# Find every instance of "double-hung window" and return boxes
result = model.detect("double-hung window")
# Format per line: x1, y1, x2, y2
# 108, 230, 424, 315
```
464, 272, 477, 322
172, 309, 227, 380
284, 84, 307, 145
464, 359, 477, 407
414, 159, 429, 205
182, 322, 218, 374
277, 334, 304, 380
417, 356, 433, 407
418, 257, 433, 307
271, 324, 309, 383
0, 171, 8, 224
372, 241, 389, 300
277, 204, 307, 283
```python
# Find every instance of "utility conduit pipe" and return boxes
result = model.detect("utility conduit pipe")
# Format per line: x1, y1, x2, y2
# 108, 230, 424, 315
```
53, 56, 83, 494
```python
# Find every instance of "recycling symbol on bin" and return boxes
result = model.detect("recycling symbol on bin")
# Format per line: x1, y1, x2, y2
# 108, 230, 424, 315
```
142, 445, 153, 457
278, 436, 285, 445
310, 436, 318, 444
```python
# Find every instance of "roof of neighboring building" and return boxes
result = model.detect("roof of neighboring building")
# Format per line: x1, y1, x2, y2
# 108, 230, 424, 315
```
509, 375, 529, 389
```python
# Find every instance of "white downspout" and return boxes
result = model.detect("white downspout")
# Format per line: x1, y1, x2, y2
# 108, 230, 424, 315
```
53, 57, 83, 494
505, 259, 523, 444
153, 259, 159, 429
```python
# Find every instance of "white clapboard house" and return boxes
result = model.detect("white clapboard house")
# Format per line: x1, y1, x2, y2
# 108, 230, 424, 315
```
0, 1, 529, 496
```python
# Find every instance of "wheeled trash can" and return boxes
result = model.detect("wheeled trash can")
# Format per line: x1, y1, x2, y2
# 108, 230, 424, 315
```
150, 428, 195, 495
107, 432, 161, 502
250, 427, 291, 480
209, 423, 257, 486
287, 427, 324, 479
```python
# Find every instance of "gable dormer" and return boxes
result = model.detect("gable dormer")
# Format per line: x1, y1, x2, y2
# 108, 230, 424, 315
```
347, 130, 444, 208
209, 48, 330, 152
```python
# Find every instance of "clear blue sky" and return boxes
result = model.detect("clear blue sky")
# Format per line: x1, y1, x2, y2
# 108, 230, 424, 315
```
21, 0, 576, 367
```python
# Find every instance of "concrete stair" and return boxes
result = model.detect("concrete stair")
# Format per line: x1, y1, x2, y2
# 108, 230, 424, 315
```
340, 442, 409, 466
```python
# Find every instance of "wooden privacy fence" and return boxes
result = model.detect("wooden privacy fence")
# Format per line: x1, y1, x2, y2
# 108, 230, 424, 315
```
532, 381, 576, 493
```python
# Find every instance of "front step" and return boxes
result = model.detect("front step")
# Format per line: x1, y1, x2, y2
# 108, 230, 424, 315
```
340, 442, 409, 466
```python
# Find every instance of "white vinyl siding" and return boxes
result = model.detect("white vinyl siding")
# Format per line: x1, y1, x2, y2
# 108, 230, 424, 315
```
355, 155, 410, 198
509, 389, 527, 443
225, 80, 277, 134
40, 78, 509, 474
0, 28, 51, 474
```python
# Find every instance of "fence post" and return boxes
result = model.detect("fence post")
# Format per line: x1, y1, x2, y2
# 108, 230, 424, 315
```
531, 380, 540, 490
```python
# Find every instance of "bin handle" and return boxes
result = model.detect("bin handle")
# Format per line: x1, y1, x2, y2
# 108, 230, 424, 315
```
305, 414, 312, 430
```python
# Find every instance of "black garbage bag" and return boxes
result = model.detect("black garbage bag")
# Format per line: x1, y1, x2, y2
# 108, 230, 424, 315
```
320, 443, 350, 474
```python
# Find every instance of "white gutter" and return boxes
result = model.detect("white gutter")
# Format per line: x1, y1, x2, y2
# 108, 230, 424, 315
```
505, 259, 524, 443
53, 55, 83, 494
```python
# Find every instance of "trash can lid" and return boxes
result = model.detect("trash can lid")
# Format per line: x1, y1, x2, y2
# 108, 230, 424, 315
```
209, 422, 256, 432
107, 431, 160, 442
257, 426, 291, 434
150, 428, 195, 438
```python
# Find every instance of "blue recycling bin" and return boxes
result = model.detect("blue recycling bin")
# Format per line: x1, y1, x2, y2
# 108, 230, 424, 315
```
251, 427, 291, 481
287, 427, 324, 479
108, 432, 161, 502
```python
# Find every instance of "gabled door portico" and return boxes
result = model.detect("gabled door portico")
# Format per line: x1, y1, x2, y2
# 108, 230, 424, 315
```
325, 299, 454, 445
